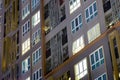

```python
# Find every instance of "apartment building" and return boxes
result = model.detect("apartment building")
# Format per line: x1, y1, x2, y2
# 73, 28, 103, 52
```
0, 0, 120, 80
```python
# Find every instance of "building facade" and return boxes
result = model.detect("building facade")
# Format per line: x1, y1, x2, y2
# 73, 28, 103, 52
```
0, 0, 120, 80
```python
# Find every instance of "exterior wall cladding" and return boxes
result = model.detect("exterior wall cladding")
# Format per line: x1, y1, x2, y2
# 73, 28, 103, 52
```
0, 0, 120, 80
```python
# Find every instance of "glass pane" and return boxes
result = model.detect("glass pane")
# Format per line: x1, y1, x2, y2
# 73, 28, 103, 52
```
98, 77, 102, 80
99, 48, 103, 59
93, 2, 97, 12
74, 64, 79, 75
92, 65, 95, 70
83, 59, 87, 70
79, 62, 83, 73
95, 51, 99, 62
36, 71, 39, 79
91, 54, 94, 65
75, 18, 78, 26
79, 15, 82, 24
89, 6, 93, 15
33, 53, 35, 62
28, 57, 30, 64
103, 74, 107, 80
71, 21, 75, 30
85, 9, 89, 18
39, 69, 42, 77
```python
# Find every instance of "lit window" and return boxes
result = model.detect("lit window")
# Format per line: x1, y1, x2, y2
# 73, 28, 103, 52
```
71, 14, 82, 33
22, 4, 30, 20
87, 23, 101, 43
33, 68, 42, 80
69, 0, 81, 14
74, 58, 88, 80
85, 1, 98, 22
32, 11, 40, 27
26, 77, 30, 80
22, 56, 30, 74
32, 29, 40, 46
89, 46, 104, 70
22, 38, 30, 55
95, 73, 107, 80
72, 36, 85, 54
31, 0, 40, 10
22, 20, 30, 36
33, 47, 41, 65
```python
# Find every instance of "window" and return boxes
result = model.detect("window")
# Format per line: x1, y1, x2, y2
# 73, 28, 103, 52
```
71, 14, 82, 33
22, 56, 30, 74
22, 38, 30, 55
33, 68, 42, 80
85, 1, 98, 22
69, 0, 81, 14
32, 11, 40, 27
0, 2, 2, 9
33, 48, 41, 65
26, 77, 30, 80
22, 20, 30, 36
31, 0, 40, 10
22, 4, 30, 20
74, 58, 88, 80
113, 38, 119, 59
95, 73, 107, 80
90, 46, 104, 70
72, 36, 85, 54
87, 23, 101, 43
32, 29, 40, 46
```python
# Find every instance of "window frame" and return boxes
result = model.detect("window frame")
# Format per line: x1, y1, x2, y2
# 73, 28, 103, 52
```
33, 68, 42, 80
85, 1, 98, 23
95, 73, 107, 80
69, 0, 81, 14
74, 58, 88, 80
72, 35, 85, 54
22, 4, 30, 20
32, 47, 41, 65
71, 14, 83, 33
32, 10, 40, 27
22, 56, 30, 74
89, 46, 105, 70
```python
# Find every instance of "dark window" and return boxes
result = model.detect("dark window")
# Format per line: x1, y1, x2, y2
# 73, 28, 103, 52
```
113, 38, 119, 59
103, 0, 111, 12
62, 27, 68, 45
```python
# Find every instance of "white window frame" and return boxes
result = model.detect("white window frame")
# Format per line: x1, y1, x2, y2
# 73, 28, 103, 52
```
85, 1, 98, 23
22, 56, 30, 74
32, 10, 40, 27
89, 46, 104, 70
33, 68, 42, 80
87, 23, 101, 43
72, 35, 85, 54
32, 47, 41, 65
31, 0, 40, 10
22, 20, 30, 36
22, 38, 30, 55
22, 4, 30, 20
32, 29, 40, 46
69, 0, 81, 14
95, 73, 107, 80
74, 58, 88, 80
71, 14, 82, 33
